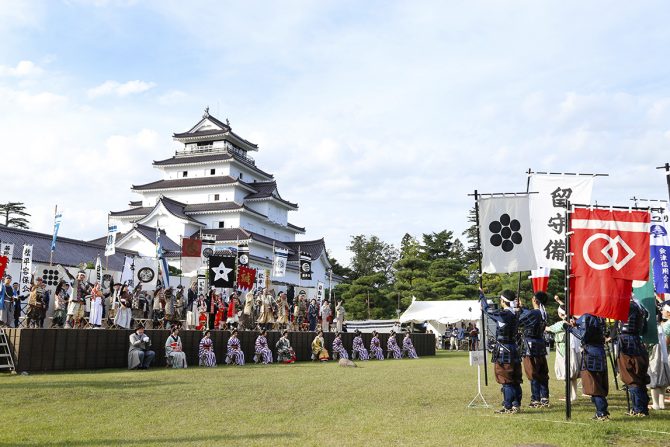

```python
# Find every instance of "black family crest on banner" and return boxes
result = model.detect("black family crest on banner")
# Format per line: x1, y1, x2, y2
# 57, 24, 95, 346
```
209, 255, 236, 288
237, 243, 249, 266
300, 252, 312, 280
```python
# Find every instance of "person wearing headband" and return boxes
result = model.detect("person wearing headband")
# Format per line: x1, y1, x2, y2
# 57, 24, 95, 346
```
480, 288, 522, 414
613, 295, 650, 417
545, 298, 581, 402
517, 291, 550, 408
568, 313, 610, 421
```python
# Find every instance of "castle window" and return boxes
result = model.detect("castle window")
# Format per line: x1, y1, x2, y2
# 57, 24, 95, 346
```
210, 169, 216, 175
182, 171, 188, 178
239, 172, 244, 179
214, 194, 220, 201
218, 221, 225, 229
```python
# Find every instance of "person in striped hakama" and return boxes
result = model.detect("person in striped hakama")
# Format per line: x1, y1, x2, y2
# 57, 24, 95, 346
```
226, 329, 245, 366
254, 329, 273, 364
332, 332, 349, 360
387, 330, 401, 359
352, 330, 369, 360
199, 330, 217, 367
370, 330, 384, 360
402, 332, 418, 359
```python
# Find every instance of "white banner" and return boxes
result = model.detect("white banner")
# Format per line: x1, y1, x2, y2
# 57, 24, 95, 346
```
19, 244, 33, 294
273, 247, 288, 277
317, 281, 325, 302
256, 268, 267, 290
133, 256, 158, 290
104, 224, 118, 257
479, 195, 537, 274
95, 256, 103, 285
529, 174, 594, 269
120, 256, 133, 286
1, 243, 14, 262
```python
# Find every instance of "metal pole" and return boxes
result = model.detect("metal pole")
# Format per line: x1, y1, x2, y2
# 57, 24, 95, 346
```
516, 169, 532, 298
657, 163, 670, 202
564, 201, 572, 420
49, 204, 57, 266
474, 189, 488, 386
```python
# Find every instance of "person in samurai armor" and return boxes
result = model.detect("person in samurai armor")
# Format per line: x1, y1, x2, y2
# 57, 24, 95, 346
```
26, 276, 47, 328
257, 290, 276, 330
568, 313, 610, 421
480, 288, 523, 414
517, 291, 550, 408
254, 328, 273, 364
67, 271, 91, 328
614, 295, 650, 417
52, 280, 70, 328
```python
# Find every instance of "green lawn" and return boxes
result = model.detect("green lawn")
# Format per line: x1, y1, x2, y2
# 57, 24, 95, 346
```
2, 351, 670, 447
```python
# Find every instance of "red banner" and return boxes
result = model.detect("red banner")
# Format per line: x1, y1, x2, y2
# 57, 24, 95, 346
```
570, 207, 650, 320
0, 255, 8, 279
237, 265, 256, 291
181, 237, 202, 258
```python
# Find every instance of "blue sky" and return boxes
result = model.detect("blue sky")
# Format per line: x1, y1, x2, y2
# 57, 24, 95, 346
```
2, 0, 670, 263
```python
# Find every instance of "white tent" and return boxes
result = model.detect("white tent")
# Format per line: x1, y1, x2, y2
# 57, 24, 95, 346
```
400, 297, 482, 336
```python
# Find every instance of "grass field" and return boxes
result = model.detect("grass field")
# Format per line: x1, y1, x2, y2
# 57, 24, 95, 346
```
2, 351, 670, 447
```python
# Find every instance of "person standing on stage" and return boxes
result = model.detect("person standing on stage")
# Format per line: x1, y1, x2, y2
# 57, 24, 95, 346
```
12, 282, 22, 328
320, 299, 332, 332
276, 292, 290, 331
128, 324, 155, 370
0, 275, 13, 326
88, 283, 104, 328
226, 292, 240, 330
335, 300, 345, 333
517, 291, 550, 408
241, 291, 255, 330
568, 313, 610, 421
614, 296, 650, 417
52, 281, 70, 328
308, 298, 318, 332
480, 288, 523, 414
257, 290, 275, 331
67, 271, 90, 328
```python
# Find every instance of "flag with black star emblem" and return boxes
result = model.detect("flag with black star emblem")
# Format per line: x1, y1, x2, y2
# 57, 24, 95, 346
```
209, 255, 236, 288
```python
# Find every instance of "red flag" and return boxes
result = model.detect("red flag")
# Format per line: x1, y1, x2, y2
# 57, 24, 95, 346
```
570, 207, 650, 320
236, 265, 256, 291
0, 255, 8, 279
181, 237, 202, 258
529, 267, 550, 293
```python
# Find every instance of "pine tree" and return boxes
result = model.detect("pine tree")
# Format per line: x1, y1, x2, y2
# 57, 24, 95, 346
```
0, 202, 30, 229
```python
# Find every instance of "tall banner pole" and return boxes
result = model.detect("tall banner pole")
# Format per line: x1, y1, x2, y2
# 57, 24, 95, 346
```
657, 162, 670, 201
179, 235, 183, 288
516, 168, 532, 298
49, 204, 58, 266
564, 200, 572, 420
474, 189, 488, 386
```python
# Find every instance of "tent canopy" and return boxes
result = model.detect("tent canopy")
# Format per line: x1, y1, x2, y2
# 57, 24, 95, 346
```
399, 298, 481, 326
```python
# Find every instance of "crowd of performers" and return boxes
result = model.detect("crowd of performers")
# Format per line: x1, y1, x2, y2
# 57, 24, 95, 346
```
127, 326, 419, 370
480, 288, 670, 421
1, 271, 348, 333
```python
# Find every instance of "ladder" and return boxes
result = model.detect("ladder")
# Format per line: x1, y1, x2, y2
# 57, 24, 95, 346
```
0, 328, 15, 372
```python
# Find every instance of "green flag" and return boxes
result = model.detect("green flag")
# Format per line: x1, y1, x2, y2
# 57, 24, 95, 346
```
634, 261, 657, 345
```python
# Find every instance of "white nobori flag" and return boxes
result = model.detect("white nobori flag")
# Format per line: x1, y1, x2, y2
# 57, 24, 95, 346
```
529, 174, 594, 269
273, 247, 288, 277
479, 195, 537, 274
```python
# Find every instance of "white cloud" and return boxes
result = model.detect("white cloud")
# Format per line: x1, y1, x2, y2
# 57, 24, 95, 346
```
158, 89, 187, 105
87, 80, 156, 98
0, 60, 44, 77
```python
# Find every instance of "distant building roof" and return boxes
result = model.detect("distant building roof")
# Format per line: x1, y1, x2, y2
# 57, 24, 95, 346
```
0, 225, 135, 271
285, 239, 327, 262
244, 181, 298, 209
131, 175, 240, 192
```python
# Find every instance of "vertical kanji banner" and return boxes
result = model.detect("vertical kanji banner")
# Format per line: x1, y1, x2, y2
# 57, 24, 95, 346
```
529, 174, 595, 269
651, 206, 670, 295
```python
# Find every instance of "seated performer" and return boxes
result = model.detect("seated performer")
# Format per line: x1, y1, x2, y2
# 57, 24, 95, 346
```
226, 329, 245, 365
480, 288, 523, 414
352, 330, 369, 360
254, 329, 273, 364
387, 330, 401, 359
546, 303, 581, 402
128, 324, 155, 370
402, 332, 418, 359
518, 291, 550, 408
615, 296, 650, 417
276, 330, 296, 363
332, 332, 349, 360
568, 313, 610, 421
165, 327, 188, 368
370, 330, 384, 360
311, 329, 329, 361
199, 329, 217, 367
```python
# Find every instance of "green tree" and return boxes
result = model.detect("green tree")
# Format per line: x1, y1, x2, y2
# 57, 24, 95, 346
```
0, 202, 30, 229
338, 273, 394, 319
346, 235, 398, 282
326, 250, 353, 280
